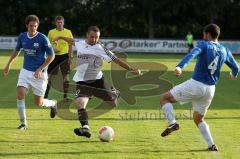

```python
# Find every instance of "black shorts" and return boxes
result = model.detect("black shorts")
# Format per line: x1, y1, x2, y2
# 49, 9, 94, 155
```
48, 54, 70, 75
188, 44, 194, 49
75, 77, 119, 101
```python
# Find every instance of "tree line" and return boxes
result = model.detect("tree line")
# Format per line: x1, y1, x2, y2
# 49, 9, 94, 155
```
1, 0, 240, 39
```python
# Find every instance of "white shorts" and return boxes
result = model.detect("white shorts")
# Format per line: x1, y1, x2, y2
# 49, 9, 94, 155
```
170, 78, 215, 115
17, 68, 48, 96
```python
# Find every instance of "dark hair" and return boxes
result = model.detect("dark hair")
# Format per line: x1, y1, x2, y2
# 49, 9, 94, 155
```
87, 26, 100, 33
55, 16, 64, 22
25, 14, 39, 25
203, 24, 220, 39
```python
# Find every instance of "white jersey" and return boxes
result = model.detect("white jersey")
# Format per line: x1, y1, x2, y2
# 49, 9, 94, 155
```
73, 40, 117, 81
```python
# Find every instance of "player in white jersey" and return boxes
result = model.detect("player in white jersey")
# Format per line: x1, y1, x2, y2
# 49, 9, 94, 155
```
159, 24, 239, 151
3, 15, 57, 130
54, 26, 142, 138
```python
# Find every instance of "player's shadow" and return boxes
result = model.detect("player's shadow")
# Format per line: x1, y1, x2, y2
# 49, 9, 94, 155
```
189, 149, 210, 152
0, 149, 210, 157
0, 140, 100, 144
0, 140, 48, 144
0, 126, 17, 130
148, 149, 208, 153
0, 151, 120, 157
48, 141, 100, 144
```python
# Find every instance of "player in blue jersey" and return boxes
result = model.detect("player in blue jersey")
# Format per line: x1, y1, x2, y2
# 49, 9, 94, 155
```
3, 15, 58, 130
159, 24, 239, 151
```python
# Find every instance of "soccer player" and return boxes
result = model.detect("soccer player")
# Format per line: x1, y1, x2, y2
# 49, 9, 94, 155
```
160, 24, 239, 151
3, 15, 57, 130
186, 31, 194, 52
53, 26, 142, 138
44, 16, 73, 101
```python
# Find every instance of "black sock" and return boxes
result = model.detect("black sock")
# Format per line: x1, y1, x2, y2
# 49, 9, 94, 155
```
63, 81, 69, 99
78, 108, 89, 128
44, 83, 51, 99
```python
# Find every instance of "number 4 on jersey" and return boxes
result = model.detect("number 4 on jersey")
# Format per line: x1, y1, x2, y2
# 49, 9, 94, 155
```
208, 56, 219, 75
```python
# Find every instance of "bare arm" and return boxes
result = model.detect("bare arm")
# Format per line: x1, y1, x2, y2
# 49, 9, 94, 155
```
68, 45, 73, 57
68, 45, 73, 64
3, 49, 20, 76
54, 36, 75, 46
98, 42, 142, 76
34, 54, 55, 79
113, 58, 142, 76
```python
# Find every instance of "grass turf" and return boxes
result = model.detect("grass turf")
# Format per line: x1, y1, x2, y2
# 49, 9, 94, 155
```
0, 50, 240, 159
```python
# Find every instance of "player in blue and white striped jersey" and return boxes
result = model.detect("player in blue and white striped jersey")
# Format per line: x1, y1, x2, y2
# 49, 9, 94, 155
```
160, 24, 239, 151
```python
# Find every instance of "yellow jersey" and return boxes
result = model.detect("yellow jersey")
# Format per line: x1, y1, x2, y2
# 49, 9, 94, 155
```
48, 28, 73, 55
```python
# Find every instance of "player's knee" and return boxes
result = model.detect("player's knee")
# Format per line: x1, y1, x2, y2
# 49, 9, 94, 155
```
35, 101, 43, 107
17, 94, 25, 100
63, 76, 69, 82
193, 115, 204, 125
160, 94, 169, 106
109, 100, 117, 107
75, 97, 88, 108
17, 90, 26, 100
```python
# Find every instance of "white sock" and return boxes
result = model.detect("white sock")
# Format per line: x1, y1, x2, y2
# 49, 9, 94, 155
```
162, 103, 176, 125
17, 99, 27, 125
42, 99, 56, 107
83, 125, 90, 129
198, 121, 214, 147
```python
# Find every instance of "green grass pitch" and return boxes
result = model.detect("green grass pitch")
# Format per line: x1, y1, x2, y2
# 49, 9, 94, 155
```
0, 50, 240, 159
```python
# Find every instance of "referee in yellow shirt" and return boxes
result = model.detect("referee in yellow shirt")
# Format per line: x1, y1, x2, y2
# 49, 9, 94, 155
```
45, 16, 73, 101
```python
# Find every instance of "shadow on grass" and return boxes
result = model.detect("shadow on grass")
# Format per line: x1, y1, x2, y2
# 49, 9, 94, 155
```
0, 140, 100, 144
48, 141, 100, 144
0, 151, 117, 156
0, 149, 212, 157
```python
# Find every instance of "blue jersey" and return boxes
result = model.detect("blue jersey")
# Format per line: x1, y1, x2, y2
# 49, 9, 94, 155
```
15, 32, 54, 72
177, 40, 239, 85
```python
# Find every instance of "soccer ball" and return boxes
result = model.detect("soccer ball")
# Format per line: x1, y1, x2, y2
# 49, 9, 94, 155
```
98, 126, 114, 142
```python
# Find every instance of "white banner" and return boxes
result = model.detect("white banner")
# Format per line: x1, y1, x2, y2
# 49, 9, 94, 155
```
0, 36, 18, 50
100, 39, 189, 53
1, 36, 240, 54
